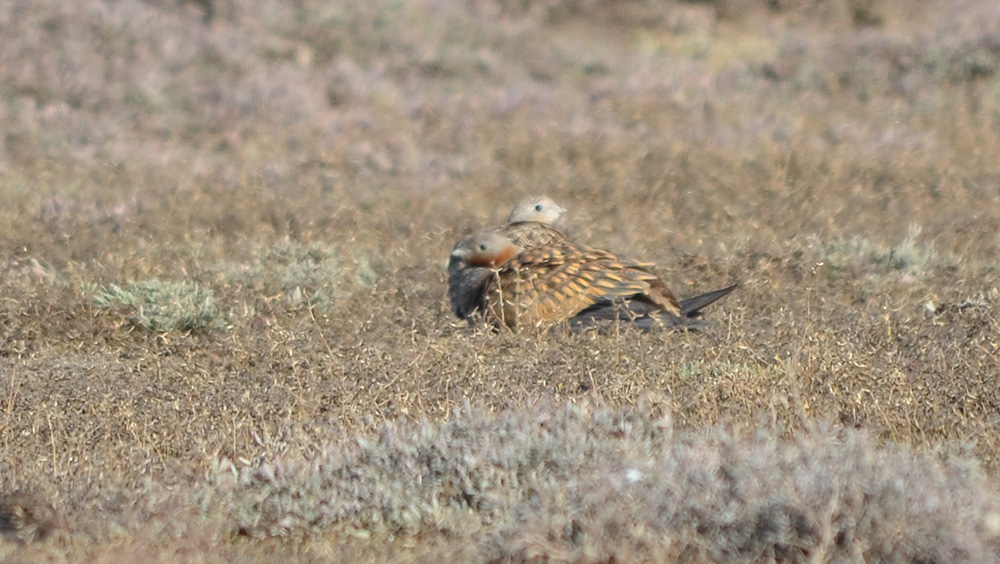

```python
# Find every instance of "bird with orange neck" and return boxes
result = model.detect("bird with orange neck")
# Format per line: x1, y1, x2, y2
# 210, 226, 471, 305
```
448, 230, 736, 331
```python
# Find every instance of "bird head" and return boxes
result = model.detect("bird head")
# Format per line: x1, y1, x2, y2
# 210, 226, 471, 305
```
506, 196, 567, 226
448, 231, 519, 275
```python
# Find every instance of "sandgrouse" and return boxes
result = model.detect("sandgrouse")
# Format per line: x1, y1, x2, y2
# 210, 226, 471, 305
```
448, 230, 737, 331
449, 195, 570, 281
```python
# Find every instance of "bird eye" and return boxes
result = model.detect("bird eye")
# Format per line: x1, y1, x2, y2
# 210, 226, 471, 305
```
479, 243, 488, 251
535, 204, 543, 212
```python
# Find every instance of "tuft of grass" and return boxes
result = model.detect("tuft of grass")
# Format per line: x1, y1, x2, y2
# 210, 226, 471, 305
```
885, 224, 937, 273
817, 224, 948, 282
90, 279, 226, 333
222, 240, 380, 313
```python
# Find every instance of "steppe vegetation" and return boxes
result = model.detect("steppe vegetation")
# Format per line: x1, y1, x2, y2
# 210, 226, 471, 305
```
1, 0, 1000, 561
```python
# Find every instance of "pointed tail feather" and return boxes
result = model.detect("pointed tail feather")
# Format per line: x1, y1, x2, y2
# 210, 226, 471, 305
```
569, 308, 715, 332
569, 282, 738, 332
679, 283, 739, 318
569, 302, 713, 332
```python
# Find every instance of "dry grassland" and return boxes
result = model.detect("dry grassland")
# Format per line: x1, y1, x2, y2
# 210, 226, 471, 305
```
1, 0, 1000, 561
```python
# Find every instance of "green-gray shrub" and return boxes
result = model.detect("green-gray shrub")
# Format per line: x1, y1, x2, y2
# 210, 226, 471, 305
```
91, 279, 226, 333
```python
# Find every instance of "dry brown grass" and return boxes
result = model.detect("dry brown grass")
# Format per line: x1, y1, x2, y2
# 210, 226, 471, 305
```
2, 0, 1000, 561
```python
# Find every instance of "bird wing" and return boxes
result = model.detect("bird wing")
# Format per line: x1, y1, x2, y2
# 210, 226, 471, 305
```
497, 222, 568, 250
486, 243, 682, 328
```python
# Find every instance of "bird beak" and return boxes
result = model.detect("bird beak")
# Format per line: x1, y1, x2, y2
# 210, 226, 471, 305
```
447, 251, 466, 275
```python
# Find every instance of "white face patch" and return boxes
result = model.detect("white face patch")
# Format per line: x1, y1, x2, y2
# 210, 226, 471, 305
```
507, 196, 566, 225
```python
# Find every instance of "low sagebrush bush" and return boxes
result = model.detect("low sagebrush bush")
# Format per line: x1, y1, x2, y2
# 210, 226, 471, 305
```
216, 402, 1000, 562
90, 279, 226, 333
221, 240, 379, 313
816, 224, 948, 282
